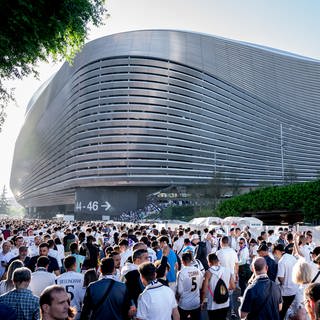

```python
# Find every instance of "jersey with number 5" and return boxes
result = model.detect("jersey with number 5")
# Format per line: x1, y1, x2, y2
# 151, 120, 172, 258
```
177, 265, 203, 310
56, 271, 84, 312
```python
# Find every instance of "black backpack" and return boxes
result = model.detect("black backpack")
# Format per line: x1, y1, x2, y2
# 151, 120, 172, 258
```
208, 271, 229, 304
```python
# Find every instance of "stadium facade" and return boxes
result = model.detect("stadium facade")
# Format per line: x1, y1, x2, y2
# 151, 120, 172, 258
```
10, 30, 320, 219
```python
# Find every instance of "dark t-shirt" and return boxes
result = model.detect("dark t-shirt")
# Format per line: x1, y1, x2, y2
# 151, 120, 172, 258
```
285, 243, 294, 255
81, 278, 130, 320
241, 276, 282, 320
7, 256, 31, 270
79, 243, 99, 270
27, 255, 59, 273
264, 256, 278, 282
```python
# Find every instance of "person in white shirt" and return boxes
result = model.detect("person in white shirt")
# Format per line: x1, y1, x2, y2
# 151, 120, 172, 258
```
201, 253, 235, 320
273, 243, 298, 320
136, 262, 179, 320
28, 236, 42, 258
216, 236, 239, 279
11, 235, 24, 256
119, 239, 132, 268
294, 234, 312, 263
216, 235, 239, 318
173, 230, 185, 257
306, 231, 316, 253
29, 256, 56, 296
108, 251, 122, 281
228, 228, 237, 251
267, 229, 278, 244
48, 239, 62, 270
56, 255, 84, 316
140, 236, 157, 263
0, 241, 14, 279
54, 238, 65, 269
176, 252, 203, 319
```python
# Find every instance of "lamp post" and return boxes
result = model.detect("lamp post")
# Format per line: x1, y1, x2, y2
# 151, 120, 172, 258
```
280, 123, 284, 183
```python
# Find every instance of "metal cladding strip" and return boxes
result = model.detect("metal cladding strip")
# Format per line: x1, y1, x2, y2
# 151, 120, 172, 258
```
10, 30, 320, 207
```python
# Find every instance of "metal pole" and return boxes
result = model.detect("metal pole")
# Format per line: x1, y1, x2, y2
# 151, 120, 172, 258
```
280, 123, 284, 182
214, 149, 217, 175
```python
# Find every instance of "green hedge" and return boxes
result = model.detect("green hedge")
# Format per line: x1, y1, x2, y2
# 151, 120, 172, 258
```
215, 180, 320, 221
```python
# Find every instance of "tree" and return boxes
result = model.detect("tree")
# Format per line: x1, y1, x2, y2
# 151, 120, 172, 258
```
0, 185, 9, 215
0, 0, 106, 130
284, 165, 298, 185
229, 176, 241, 196
207, 170, 227, 208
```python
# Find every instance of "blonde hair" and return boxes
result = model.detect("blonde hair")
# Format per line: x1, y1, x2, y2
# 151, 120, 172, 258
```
292, 260, 312, 284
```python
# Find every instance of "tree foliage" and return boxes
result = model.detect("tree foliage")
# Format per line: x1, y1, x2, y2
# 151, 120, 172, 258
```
0, 185, 9, 215
0, 0, 106, 129
215, 180, 320, 222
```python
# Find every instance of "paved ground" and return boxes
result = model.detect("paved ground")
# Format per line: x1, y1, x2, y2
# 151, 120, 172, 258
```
201, 287, 241, 320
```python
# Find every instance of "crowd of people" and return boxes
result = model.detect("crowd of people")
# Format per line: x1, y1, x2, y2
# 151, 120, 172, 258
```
0, 218, 320, 320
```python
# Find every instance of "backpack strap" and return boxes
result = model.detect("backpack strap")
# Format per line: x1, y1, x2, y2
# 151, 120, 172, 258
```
207, 267, 223, 299
312, 271, 320, 283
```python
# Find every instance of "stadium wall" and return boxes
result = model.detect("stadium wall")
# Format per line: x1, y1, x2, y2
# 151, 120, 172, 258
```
10, 30, 320, 217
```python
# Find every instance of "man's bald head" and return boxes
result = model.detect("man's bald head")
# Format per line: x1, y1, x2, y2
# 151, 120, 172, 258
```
253, 257, 267, 274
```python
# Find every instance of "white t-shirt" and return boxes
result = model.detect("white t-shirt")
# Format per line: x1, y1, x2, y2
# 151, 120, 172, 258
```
238, 246, 250, 266
30, 268, 56, 297
24, 236, 35, 247
137, 282, 177, 320
173, 237, 184, 256
298, 245, 312, 263
49, 249, 62, 268
268, 234, 278, 244
190, 259, 205, 277
207, 266, 231, 311
177, 265, 203, 310
147, 247, 157, 263
56, 271, 84, 311
216, 247, 238, 275
277, 253, 299, 296
120, 249, 132, 267
28, 245, 40, 258
56, 244, 65, 261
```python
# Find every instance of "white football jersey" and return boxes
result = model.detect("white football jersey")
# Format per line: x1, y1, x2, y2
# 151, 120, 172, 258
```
177, 265, 203, 310
56, 271, 84, 312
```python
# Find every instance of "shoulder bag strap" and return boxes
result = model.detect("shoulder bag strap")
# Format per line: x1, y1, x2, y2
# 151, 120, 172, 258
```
92, 280, 115, 315
249, 280, 273, 317
312, 271, 320, 283
177, 245, 184, 256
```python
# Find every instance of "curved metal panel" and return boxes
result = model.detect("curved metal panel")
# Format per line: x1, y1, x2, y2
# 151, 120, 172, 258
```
10, 30, 320, 208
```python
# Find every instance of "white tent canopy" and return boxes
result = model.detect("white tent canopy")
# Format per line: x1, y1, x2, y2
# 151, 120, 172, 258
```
222, 216, 263, 228
188, 217, 222, 227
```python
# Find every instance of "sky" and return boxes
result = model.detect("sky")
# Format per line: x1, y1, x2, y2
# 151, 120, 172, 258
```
1, 0, 320, 197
